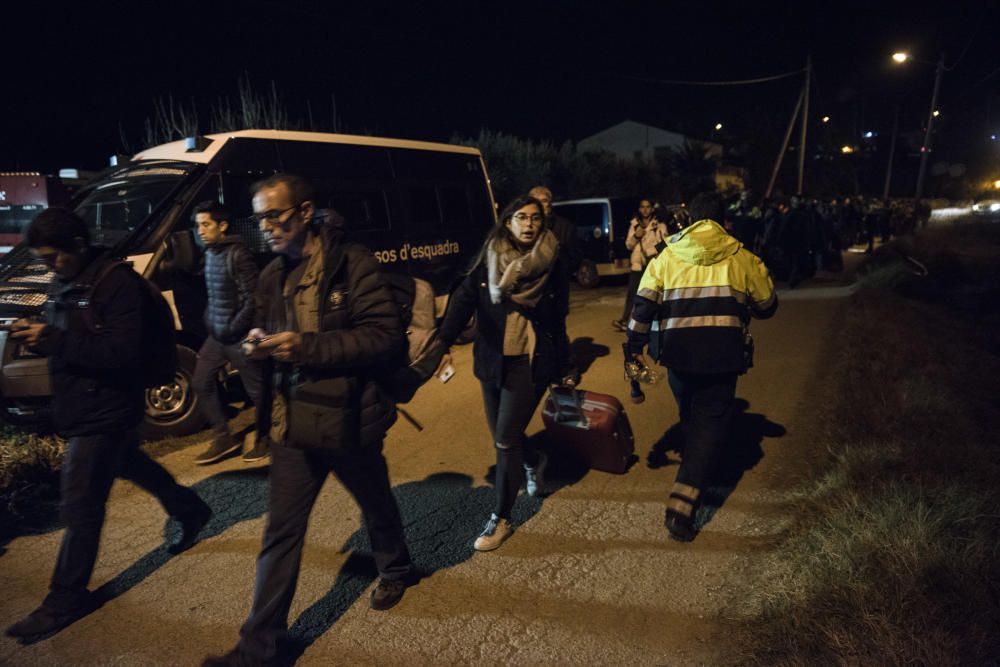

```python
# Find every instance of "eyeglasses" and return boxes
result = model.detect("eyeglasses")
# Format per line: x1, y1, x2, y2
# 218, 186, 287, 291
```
512, 213, 544, 224
252, 204, 301, 229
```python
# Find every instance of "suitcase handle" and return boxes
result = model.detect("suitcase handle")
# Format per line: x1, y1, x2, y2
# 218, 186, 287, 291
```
549, 384, 588, 426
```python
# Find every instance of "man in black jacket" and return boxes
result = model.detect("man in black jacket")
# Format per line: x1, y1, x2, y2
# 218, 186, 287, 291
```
204, 174, 413, 667
190, 201, 269, 464
529, 185, 582, 276
5, 208, 211, 643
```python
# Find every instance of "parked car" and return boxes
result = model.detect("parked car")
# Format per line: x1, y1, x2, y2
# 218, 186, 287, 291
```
552, 197, 684, 287
0, 130, 496, 438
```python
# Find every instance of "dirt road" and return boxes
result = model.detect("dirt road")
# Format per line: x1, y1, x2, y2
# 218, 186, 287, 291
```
0, 268, 852, 666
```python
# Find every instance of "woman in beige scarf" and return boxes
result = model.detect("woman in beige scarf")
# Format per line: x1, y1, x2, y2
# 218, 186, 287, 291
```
438, 194, 573, 551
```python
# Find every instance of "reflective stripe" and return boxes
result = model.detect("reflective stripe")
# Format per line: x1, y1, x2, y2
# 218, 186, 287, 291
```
662, 285, 747, 303
663, 315, 742, 329
637, 287, 662, 304
627, 319, 651, 333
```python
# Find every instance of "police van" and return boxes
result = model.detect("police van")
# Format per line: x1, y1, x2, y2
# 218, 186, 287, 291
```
0, 130, 496, 438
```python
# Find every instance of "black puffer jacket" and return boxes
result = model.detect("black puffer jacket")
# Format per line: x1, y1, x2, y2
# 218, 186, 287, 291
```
34, 249, 145, 436
255, 226, 402, 451
203, 237, 257, 344
438, 251, 572, 387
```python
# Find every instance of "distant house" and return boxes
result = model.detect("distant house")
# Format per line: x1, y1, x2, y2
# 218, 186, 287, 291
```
577, 120, 744, 192
578, 120, 724, 162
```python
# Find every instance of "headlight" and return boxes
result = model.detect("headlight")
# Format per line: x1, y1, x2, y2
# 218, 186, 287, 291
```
989, 203, 1000, 211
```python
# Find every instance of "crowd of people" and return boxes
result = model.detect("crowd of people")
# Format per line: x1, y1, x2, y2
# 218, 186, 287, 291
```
5, 175, 784, 665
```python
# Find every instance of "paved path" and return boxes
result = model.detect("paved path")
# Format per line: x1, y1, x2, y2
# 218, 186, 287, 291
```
0, 266, 854, 666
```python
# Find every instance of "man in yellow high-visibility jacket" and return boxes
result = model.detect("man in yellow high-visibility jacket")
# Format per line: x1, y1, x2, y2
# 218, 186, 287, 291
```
626, 191, 777, 541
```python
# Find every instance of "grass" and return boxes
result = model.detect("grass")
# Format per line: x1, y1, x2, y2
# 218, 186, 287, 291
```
727, 221, 1000, 666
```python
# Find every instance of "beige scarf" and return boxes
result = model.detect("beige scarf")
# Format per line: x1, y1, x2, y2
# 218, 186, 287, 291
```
487, 230, 558, 307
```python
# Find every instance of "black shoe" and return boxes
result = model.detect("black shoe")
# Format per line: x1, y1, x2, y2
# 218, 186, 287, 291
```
195, 432, 241, 465
242, 433, 271, 463
202, 647, 265, 667
611, 319, 628, 332
665, 512, 696, 542
369, 577, 407, 611
167, 501, 212, 554
5, 597, 97, 641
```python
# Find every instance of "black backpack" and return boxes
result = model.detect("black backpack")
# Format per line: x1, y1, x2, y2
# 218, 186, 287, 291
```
86, 260, 178, 388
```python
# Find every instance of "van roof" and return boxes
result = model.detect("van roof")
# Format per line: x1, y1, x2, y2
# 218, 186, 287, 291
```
132, 129, 482, 164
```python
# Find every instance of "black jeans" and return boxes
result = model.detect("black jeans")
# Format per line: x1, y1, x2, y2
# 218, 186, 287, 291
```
667, 370, 738, 491
193, 335, 265, 436
45, 429, 205, 610
621, 270, 644, 321
480, 355, 547, 520
239, 440, 412, 661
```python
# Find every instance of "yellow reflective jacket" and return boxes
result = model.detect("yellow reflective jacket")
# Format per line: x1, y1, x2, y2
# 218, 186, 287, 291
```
626, 219, 777, 374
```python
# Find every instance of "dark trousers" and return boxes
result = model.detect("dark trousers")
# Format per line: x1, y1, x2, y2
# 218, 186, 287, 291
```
480, 355, 547, 520
45, 429, 204, 610
239, 440, 412, 661
667, 370, 738, 491
621, 270, 644, 321
193, 336, 265, 435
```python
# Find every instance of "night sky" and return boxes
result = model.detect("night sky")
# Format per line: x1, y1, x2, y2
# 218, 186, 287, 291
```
5, 1, 999, 193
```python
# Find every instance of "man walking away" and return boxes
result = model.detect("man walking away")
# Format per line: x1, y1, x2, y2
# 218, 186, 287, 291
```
6, 208, 211, 643
190, 201, 270, 464
204, 174, 413, 666
625, 192, 777, 541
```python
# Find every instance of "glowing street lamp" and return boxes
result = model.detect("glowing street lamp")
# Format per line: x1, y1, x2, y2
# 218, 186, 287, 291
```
892, 50, 947, 218
841, 145, 855, 154
714, 122, 723, 131
993, 180, 1000, 189
821, 116, 830, 123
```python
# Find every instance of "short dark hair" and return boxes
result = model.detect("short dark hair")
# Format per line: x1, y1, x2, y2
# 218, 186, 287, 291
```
191, 200, 230, 225
251, 173, 314, 206
25, 207, 90, 251
688, 192, 725, 223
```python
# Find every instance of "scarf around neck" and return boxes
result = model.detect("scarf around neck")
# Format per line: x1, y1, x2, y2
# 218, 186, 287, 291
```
487, 229, 558, 307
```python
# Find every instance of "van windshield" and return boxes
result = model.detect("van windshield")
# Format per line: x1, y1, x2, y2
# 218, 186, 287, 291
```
73, 163, 194, 246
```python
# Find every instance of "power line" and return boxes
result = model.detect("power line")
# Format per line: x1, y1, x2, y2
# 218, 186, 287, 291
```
615, 68, 806, 87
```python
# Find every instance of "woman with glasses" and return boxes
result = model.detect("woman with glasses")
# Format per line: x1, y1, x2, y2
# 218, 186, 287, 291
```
438, 194, 574, 551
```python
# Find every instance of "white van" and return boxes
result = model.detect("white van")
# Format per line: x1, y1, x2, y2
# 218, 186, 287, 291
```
0, 130, 496, 438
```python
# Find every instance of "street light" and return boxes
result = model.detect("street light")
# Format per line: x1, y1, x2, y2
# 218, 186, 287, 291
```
821, 116, 830, 123
714, 122, 723, 131
841, 145, 855, 154
892, 50, 946, 221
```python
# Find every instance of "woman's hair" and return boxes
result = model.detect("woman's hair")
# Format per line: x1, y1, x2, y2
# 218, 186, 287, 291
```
467, 195, 545, 272
25, 207, 90, 251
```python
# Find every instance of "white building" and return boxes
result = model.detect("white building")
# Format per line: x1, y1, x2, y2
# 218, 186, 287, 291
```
578, 120, 723, 161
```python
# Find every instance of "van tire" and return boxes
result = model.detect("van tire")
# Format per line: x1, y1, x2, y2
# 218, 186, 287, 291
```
575, 260, 600, 288
140, 344, 206, 440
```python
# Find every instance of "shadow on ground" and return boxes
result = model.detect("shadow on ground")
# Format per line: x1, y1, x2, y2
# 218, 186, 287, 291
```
281, 435, 588, 664
647, 399, 785, 532
570, 336, 610, 376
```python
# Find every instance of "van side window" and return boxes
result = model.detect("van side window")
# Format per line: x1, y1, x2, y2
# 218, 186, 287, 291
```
406, 187, 441, 226
327, 190, 391, 232
437, 186, 472, 229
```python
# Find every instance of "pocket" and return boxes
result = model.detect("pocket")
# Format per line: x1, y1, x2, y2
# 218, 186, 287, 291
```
287, 377, 359, 452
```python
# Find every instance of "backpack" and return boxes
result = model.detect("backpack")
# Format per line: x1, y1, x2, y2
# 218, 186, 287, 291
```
378, 271, 445, 403
326, 244, 444, 404
86, 260, 179, 388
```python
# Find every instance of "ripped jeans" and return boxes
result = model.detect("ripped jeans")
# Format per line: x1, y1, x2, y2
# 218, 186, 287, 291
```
480, 355, 548, 519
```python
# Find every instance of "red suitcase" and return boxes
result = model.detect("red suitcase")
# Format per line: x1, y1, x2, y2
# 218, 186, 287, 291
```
541, 386, 635, 474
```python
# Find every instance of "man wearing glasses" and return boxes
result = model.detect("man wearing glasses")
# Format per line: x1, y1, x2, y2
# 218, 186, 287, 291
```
204, 174, 413, 666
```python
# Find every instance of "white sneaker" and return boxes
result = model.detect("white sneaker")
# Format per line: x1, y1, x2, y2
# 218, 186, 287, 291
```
473, 514, 514, 551
524, 451, 548, 497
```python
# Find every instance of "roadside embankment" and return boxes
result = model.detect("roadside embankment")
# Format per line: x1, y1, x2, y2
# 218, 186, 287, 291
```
726, 221, 1000, 665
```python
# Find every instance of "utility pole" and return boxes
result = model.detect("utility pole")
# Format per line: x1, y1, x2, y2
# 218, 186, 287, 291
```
765, 88, 805, 199
882, 105, 900, 199
797, 55, 811, 195
914, 53, 945, 221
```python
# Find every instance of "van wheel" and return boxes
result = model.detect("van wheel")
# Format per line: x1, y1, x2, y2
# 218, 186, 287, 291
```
140, 344, 206, 440
575, 260, 600, 288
